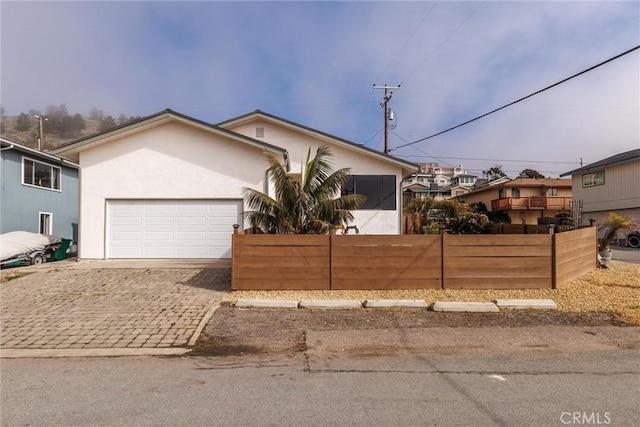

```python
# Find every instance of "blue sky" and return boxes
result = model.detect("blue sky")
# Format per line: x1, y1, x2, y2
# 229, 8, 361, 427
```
1, 1, 638, 177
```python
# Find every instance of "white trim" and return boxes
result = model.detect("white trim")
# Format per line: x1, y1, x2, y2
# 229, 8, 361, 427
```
38, 212, 53, 235
22, 156, 62, 192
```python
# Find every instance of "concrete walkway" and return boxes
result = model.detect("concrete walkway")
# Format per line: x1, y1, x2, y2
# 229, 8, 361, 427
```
1, 260, 229, 357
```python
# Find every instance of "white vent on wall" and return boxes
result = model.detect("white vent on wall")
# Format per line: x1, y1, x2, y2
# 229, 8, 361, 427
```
256, 127, 265, 138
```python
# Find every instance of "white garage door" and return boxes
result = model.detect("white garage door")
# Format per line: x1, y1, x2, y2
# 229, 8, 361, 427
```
107, 200, 242, 259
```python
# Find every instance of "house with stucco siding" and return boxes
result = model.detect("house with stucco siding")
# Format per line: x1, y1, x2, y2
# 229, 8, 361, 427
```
53, 109, 417, 260
457, 177, 573, 225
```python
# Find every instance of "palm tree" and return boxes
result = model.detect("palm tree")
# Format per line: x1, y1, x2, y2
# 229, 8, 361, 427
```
242, 145, 366, 234
598, 211, 637, 252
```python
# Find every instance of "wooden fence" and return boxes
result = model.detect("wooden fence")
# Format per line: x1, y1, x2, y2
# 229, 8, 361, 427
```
231, 226, 596, 291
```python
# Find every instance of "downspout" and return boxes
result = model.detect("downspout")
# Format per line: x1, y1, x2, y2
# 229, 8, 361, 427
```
0, 144, 15, 151
283, 150, 291, 172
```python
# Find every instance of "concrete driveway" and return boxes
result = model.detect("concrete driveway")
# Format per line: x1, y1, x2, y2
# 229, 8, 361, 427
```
0, 259, 230, 357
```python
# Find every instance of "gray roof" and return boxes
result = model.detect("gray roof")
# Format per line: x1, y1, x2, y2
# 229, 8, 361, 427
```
1, 137, 79, 168
560, 148, 640, 177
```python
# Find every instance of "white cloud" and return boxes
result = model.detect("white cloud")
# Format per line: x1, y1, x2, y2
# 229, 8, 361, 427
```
1, 1, 637, 175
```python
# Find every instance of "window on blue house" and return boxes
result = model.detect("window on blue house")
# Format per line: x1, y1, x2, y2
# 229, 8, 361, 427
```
22, 157, 61, 190
342, 175, 396, 210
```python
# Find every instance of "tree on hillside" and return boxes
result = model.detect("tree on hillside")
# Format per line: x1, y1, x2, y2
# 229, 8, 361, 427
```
15, 113, 32, 132
242, 145, 365, 234
519, 168, 545, 179
88, 108, 104, 121
99, 115, 117, 132
482, 165, 507, 181
0, 106, 5, 133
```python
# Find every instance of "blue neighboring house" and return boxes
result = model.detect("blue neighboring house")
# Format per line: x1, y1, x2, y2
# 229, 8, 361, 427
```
1, 138, 79, 245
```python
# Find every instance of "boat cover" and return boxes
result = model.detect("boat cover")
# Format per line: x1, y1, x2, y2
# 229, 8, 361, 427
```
1, 231, 61, 262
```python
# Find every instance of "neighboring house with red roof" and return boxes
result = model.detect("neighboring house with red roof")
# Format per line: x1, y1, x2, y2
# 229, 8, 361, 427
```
457, 177, 573, 225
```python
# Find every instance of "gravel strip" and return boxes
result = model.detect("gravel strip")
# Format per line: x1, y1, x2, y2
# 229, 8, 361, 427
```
224, 261, 640, 325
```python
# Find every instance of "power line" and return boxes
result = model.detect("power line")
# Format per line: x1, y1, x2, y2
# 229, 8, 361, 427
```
375, 2, 439, 83
390, 45, 640, 152
400, 154, 581, 165
400, 1, 485, 86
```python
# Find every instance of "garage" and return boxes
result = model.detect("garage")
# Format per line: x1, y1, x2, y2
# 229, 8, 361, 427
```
107, 200, 243, 259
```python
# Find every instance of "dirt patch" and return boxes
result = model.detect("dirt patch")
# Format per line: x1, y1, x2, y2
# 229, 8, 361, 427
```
192, 303, 629, 356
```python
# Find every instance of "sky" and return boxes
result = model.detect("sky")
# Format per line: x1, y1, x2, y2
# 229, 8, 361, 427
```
1, 1, 638, 178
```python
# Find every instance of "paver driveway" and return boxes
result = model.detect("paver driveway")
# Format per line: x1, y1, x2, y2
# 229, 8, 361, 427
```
1, 262, 229, 350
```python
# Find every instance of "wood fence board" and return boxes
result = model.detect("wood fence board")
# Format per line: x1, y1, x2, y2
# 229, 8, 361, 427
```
445, 277, 550, 289
332, 277, 441, 290
555, 259, 597, 286
332, 266, 442, 279
444, 267, 550, 279
444, 256, 550, 269
556, 248, 596, 265
234, 256, 330, 268
331, 235, 440, 246
234, 267, 329, 280
445, 245, 550, 257
445, 234, 551, 246
332, 256, 439, 268
555, 235, 595, 252
332, 245, 440, 257
235, 234, 329, 246
232, 278, 329, 290
234, 245, 329, 257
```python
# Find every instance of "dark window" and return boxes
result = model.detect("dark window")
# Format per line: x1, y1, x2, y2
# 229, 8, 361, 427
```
22, 157, 61, 190
342, 175, 396, 210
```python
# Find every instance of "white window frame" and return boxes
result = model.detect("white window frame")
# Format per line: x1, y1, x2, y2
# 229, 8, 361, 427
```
22, 156, 62, 191
39, 212, 53, 235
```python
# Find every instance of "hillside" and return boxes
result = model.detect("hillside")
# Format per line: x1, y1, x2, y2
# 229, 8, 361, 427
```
0, 115, 102, 150
0, 105, 141, 151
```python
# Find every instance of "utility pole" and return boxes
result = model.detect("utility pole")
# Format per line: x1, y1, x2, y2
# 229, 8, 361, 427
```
373, 84, 401, 154
34, 114, 47, 151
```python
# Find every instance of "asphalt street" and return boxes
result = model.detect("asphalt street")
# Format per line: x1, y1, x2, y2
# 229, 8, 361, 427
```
2, 332, 638, 427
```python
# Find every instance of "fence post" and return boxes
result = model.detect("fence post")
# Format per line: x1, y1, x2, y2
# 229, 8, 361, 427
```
231, 224, 239, 290
551, 228, 557, 289
440, 233, 446, 290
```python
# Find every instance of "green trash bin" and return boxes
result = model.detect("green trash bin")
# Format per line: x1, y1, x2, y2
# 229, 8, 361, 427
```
49, 238, 72, 262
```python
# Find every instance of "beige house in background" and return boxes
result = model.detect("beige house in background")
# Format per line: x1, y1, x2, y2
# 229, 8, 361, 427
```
458, 177, 573, 225
560, 148, 640, 228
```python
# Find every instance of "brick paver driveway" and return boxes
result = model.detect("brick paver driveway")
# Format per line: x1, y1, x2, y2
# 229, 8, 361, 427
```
1, 261, 229, 350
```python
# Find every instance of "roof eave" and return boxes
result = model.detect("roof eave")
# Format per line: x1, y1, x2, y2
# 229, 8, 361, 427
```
218, 110, 419, 174
52, 109, 288, 158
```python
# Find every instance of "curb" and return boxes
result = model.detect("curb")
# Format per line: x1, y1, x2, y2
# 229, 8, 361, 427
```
231, 299, 557, 312
0, 347, 190, 359
494, 299, 558, 310
431, 301, 500, 312
236, 299, 299, 308
299, 299, 362, 309
364, 299, 428, 308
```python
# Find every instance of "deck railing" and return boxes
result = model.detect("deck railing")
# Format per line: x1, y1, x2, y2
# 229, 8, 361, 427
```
491, 196, 573, 211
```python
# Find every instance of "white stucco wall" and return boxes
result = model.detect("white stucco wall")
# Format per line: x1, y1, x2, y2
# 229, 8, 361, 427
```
78, 121, 268, 258
227, 119, 406, 234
